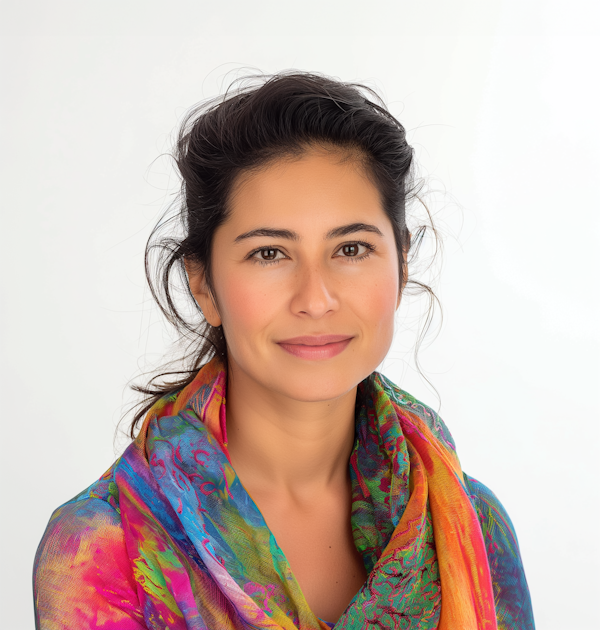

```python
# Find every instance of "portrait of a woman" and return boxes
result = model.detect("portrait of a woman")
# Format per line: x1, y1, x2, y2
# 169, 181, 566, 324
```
33, 73, 535, 629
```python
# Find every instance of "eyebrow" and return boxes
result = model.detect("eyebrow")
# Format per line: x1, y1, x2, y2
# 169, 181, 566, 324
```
233, 222, 384, 243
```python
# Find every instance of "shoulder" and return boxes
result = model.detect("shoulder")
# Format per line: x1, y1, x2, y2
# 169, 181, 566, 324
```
463, 474, 520, 546
34, 462, 146, 629
35, 462, 124, 566
463, 474, 536, 630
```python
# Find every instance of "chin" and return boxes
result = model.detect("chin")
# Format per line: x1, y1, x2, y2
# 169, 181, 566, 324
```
269, 362, 377, 403
228, 342, 388, 402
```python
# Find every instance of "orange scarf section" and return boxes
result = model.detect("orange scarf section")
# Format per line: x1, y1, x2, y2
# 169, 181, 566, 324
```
383, 405, 497, 629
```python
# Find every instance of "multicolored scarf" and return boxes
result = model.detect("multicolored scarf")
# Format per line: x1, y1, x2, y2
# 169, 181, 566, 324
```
34, 357, 534, 629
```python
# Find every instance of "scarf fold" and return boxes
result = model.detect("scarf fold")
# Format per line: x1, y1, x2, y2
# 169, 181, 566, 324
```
114, 357, 497, 629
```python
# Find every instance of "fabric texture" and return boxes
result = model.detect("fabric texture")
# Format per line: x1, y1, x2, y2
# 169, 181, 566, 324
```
34, 358, 535, 629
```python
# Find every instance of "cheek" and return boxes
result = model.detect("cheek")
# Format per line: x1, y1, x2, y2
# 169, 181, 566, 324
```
217, 272, 280, 337
355, 273, 399, 335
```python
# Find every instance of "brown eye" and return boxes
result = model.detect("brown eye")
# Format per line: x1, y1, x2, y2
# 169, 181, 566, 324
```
342, 244, 359, 256
261, 248, 278, 260
333, 241, 375, 262
249, 247, 287, 265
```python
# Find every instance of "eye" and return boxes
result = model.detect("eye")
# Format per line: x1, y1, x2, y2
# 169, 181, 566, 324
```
249, 247, 288, 266
334, 241, 375, 261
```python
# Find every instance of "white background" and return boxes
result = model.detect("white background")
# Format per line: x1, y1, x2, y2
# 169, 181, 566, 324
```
1, 1, 599, 628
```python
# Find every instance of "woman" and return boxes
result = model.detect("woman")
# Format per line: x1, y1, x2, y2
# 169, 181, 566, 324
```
33, 73, 535, 629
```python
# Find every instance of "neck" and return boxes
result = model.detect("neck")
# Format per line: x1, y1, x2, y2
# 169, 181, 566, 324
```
224, 361, 357, 499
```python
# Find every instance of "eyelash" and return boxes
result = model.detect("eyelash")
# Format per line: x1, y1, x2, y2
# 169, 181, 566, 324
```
247, 241, 377, 267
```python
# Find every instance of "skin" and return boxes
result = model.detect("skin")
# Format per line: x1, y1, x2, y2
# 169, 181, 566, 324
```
186, 147, 403, 622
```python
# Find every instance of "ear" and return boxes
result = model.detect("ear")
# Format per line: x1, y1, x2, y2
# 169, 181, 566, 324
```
184, 257, 222, 327
397, 233, 411, 310
396, 282, 404, 310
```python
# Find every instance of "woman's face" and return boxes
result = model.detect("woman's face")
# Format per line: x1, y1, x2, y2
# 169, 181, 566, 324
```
189, 148, 402, 402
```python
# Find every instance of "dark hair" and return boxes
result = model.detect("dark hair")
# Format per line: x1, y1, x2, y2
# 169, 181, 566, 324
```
127, 71, 437, 438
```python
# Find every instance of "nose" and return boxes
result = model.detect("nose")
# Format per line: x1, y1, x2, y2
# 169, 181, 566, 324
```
290, 262, 339, 319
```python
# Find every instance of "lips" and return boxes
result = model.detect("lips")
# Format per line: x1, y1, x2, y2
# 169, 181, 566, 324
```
276, 334, 353, 360
277, 334, 353, 346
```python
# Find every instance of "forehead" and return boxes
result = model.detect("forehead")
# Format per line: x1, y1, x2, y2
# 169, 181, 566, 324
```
225, 148, 386, 230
